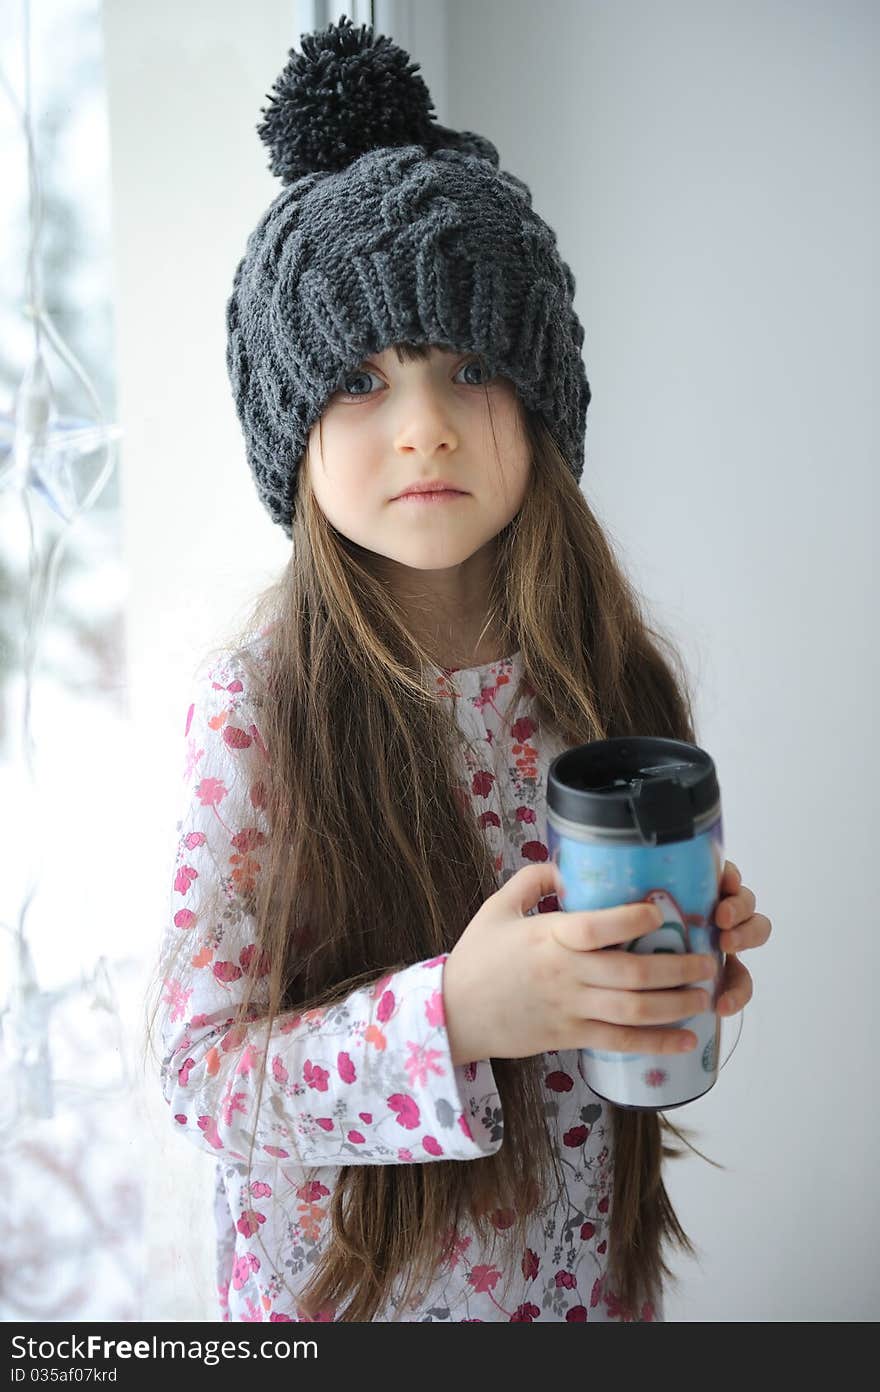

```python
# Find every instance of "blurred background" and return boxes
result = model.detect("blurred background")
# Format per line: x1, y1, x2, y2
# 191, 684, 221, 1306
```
0, 0, 876, 1321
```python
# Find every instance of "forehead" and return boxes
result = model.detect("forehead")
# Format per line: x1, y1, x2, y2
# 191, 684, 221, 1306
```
370, 342, 463, 366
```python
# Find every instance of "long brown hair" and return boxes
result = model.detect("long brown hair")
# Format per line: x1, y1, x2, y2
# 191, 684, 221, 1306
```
147, 341, 723, 1321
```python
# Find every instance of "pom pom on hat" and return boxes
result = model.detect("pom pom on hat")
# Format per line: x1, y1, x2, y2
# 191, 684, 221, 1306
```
257, 14, 436, 184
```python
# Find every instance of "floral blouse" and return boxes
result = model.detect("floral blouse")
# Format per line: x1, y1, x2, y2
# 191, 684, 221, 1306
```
159, 635, 663, 1323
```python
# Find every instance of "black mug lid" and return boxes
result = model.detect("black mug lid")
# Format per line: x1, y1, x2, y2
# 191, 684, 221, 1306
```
547, 736, 719, 844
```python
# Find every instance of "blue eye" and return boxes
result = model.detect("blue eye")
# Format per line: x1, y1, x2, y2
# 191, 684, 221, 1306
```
337, 368, 381, 397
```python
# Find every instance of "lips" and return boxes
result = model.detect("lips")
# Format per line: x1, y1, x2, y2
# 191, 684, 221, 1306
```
394, 480, 467, 499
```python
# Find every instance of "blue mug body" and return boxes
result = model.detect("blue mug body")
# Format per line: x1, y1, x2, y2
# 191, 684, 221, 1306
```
546, 738, 724, 1111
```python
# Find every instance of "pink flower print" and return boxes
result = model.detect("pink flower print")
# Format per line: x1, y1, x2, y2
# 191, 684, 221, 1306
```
457, 1113, 474, 1141
397, 1148, 414, 1162
174, 1113, 187, 1125
478, 810, 501, 830
403, 1041, 445, 1089
184, 703, 195, 738
565, 1306, 588, 1322
250, 1181, 272, 1199
471, 769, 495, 798
240, 1297, 263, 1322
515, 806, 536, 825
196, 776, 227, 809
174, 864, 198, 895
236, 1209, 266, 1238
222, 725, 252, 750
358, 1112, 372, 1124
563, 1124, 589, 1148
221, 1090, 247, 1127
545, 1070, 574, 1093
213, 961, 243, 984
303, 1060, 329, 1092
520, 840, 548, 864
425, 989, 444, 1028
220, 1023, 248, 1053
337, 1052, 356, 1084
640, 1302, 656, 1321
346, 1130, 365, 1144
315, 1118, 334, 1132
236, 1044, 259, 1076
522, 1249, 539, 1281
371, 972, 394, 999
443, 1229, 473, 1273
644, 1068, 668, 1088
197, 1116, 223, 1149
511, 1303, 541, 1322
184, 831, 207, 849
232, 1253, 260, 1290
388, 1093, 420, 1129
376, 989, 395, 1024
425, 954, 448, 969
555, 1270, 576, 1289
263, 1146, 289, 1158
177, 1057, 195, 1087
422, 1136, 444, 1156
269, 1312, 292, 1322
183, 736, 203, 782
271, 1055, 288, 1084
162, 977, 192, 1024
173, 908, 197, 929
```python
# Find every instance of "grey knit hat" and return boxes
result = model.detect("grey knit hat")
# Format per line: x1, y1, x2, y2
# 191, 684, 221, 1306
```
225, 15, 591, 539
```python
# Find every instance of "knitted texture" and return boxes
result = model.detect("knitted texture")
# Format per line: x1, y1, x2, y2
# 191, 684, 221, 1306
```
225, 18, 591, 538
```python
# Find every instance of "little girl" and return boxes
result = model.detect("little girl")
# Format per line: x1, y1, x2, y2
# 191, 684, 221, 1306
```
151, 17, 768, 1324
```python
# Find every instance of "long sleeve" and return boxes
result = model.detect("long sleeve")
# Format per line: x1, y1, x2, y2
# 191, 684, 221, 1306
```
158, 650, 503, 1168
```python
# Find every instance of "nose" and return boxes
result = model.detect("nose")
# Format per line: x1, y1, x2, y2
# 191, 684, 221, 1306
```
393, 389, 459, 457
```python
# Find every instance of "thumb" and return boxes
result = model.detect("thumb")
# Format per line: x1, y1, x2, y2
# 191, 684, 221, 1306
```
502, 862, 567, 915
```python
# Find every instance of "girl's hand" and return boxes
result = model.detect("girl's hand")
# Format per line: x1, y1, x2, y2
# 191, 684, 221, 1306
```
713, 860, 773, 1017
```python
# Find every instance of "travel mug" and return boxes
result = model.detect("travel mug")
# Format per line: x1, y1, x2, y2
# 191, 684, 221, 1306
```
546, 737, 724, 1110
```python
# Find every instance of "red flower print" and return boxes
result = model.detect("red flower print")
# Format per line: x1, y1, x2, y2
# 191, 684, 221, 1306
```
213, 961, 243, 984
511, 1303, 541, 1321
468, 1265, 503, 1295
598, 1194, 610, 1214
240, 943, 271, 976
490, 1207, 515, 1231
250, 1181, 271, 1198
644, 1067, 669, 1088
580, 1221, 595, 1240
303, 1060, 329, 1092
376, 989, 395, 1024
520, 840, 548, 863
563, 1124, 589, 1148
565, 1306, 588, 1321
296, 1180, 329, 1202
471, 769, 495, 797
388, 1093, 420, 1129
177, 1058, 195, 1087
269, 1313, 292, 1322
590, 1277, 602, 1309
545, 1070, 574, 1093
236, 1209, 266, 1237
555, 1270, 576, 1289
196, 776, 227, 808
515, 806, 536, 825
511, 716, 537, 742
604, 1288, 635, 1321
222, 725, 253, 749
597, 1240, 607, 1255
522, 1249, 539, 1281
457, 1114, 473, 1142
478, 810, 501, 829
232, 828, 267, 854
337, 1052, 356, 1084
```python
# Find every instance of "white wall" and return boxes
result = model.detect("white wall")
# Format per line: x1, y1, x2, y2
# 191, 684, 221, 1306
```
103, 0, 878, 1319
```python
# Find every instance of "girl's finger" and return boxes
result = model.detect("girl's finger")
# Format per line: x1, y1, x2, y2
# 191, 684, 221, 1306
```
717, 954, 753, 1015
